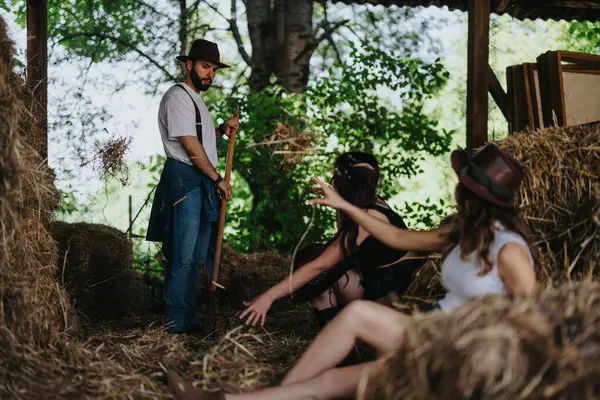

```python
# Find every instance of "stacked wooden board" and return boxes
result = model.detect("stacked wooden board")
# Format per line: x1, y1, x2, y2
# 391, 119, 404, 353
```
506, 51, 600, 133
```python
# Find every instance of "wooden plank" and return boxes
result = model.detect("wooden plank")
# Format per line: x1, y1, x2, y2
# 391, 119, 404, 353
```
524, 63, 543, 129
559, 50, 600, 70
466, 0, 490, 151
506, 65, 515, 133
487, 64, 508, 121
537, 51, 567, 127
521, 63, 535, 129
513, 64, 528, 132
27, 0, 48, 162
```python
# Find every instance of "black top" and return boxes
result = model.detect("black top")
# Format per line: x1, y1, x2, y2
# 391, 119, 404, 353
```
350, 199, 424, 300
351, 200, 409, 269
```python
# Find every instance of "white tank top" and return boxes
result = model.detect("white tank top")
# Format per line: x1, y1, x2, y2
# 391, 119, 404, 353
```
437, 222, 534, 312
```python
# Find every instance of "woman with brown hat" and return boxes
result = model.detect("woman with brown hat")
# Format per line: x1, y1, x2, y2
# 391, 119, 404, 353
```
166, 143, 538, 400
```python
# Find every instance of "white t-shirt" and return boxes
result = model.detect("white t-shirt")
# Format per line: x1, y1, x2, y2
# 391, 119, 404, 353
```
157, 83, 218, 167
437, 222, 534, 312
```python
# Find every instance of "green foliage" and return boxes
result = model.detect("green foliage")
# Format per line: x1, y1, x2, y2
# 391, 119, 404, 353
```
8, 0, 147, 62
399, 197, 453, 230
206, 43, 453, 252
565, 22, 600, 53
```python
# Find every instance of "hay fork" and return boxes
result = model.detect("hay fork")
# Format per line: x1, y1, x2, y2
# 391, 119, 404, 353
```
200, 109, 239, 336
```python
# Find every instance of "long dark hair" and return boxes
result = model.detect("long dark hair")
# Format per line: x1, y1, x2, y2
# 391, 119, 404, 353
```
329, 152, 380, 260
450, 184, 540, 274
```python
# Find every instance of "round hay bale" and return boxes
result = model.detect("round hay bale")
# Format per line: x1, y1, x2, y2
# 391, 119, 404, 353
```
216, 245, 293, 309
358, 295, 556, 400
50, 221, 149, 321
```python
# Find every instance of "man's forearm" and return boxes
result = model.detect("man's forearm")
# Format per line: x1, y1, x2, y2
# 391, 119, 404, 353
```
179, 136, 219, 180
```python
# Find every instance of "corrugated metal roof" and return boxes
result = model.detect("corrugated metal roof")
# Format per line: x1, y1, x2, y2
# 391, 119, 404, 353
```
321, 0, 600, 22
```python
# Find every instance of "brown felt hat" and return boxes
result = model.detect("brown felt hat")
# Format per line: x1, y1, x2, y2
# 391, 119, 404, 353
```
451, 143, 524, 208
175, 39, 230, 69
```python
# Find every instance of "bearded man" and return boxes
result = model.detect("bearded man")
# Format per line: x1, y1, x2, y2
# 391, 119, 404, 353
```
146, 39, 238, 334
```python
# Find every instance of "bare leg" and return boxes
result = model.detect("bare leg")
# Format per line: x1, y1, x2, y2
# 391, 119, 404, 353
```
282, 300, 408, 385
169, 361, 382, 400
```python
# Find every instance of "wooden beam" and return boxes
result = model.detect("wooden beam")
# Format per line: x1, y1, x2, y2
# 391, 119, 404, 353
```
487, 64, 508, 121
466, 0, 490, 151
27, 0, 48, 162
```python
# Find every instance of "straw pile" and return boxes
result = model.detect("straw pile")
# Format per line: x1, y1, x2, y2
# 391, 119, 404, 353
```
49, 221, 149, 321
359, 281, 600, 400
216, 245, 297, 310
498, 124, 600, 282
173, 315, 314, 393
0, 16, 72, 344
358, 295, 555, 400
537, 281, 600, 398
247, 121, 317, 164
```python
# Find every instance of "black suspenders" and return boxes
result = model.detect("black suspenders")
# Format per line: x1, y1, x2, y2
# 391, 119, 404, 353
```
175, 83, 203, 144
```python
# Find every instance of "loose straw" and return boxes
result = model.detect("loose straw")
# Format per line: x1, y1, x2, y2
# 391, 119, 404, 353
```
288, 205, 317, 294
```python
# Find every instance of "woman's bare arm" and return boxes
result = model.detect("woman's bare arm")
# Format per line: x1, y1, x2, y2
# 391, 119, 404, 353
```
497, 242, 536, 296
311, 177, 452, 252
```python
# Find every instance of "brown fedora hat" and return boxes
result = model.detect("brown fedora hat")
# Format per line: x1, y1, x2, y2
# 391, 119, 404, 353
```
176, 39, 230, 68
451, 143, 524, 208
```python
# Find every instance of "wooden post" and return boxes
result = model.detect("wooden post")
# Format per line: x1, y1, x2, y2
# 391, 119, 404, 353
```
487, 64, 508, 121
27, 0, 48, 162
466, 0, 491, 151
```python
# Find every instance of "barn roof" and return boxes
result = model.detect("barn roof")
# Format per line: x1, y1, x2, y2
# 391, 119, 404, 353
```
322, 0, 600, 22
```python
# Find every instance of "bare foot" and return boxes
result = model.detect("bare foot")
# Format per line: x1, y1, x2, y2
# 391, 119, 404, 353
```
167, 371, 225, 400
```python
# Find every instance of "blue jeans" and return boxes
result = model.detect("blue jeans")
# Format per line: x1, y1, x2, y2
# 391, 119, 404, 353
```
163, 187, 212, 332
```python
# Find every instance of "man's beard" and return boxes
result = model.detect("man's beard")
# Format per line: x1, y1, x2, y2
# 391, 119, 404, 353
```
190, 68, 212, 91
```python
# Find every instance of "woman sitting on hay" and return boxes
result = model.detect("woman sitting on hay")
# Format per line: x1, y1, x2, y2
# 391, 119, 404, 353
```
243, 151, 427, 329
167, 143, 538, 400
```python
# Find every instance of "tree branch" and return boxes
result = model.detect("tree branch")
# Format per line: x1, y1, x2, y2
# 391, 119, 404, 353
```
58, 32, 177, 82
296, 19, 349, 63
132, 0, 172, 20
230, 0, 251, 66
321, 3, 342, 65
200, 0, 228, 20
179, 0, 188, 56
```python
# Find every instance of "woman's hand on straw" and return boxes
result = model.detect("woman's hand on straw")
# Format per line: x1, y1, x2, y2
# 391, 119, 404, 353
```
310, 177, 348, 210
240, 291, 274, 327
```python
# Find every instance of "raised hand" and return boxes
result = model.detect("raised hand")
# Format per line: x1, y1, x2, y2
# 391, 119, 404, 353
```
309, 177, 349, 210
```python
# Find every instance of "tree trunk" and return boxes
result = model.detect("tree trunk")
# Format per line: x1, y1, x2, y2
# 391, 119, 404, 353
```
245, 0, 315, 93
246, 0, 276, 90
278, 0, 313, 93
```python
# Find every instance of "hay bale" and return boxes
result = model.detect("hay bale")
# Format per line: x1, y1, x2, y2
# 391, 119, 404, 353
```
216, 245, 294, 309
49, 221, 149, 321
358, 295, 556, 400
498, 125, 600, 282
537, 281, 600, 398
0, 16, 72, 342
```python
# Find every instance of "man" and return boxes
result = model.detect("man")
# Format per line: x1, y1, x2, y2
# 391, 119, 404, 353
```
146, 39, 239, 334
